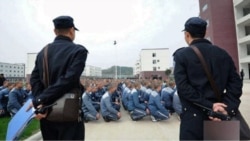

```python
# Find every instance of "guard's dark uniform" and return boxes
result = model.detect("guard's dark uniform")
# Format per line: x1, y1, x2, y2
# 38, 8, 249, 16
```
174, 38, 242, 140
30, 16, 88, 141
30, 35, 88, 140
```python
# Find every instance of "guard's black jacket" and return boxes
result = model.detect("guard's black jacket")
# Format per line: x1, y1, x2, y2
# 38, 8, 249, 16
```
30, 35, 88, 108
174, 38, 242, 140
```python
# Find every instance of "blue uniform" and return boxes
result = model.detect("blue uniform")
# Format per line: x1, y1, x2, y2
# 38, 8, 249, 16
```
127, 88, 147, 121
121, 87, 130, 110
148, 91, 169, 121
7, 88, 28, 116
161, 87, 176, 112
173, 91, 182, 115
82, 92, 98, 121
100, 92, 119, 122
0, 88, 10, 110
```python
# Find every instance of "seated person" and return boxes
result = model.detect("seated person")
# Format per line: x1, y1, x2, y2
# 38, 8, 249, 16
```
173, 90, 182, 117
95, 82, 106, 102
82, 83, 100, 122
149, 81, 170, 122
100, 82, 121, 122
90, 86, 100, 112
0, 83, 14, 117
0, 80, 9, 91
161, 81, 176, 113
127, 82, 149, 121
121, 81, 131, 110
24, 83, 33, 99
141, 81, 152, 104
111, 89, 121, 112
7, 81, 28, 116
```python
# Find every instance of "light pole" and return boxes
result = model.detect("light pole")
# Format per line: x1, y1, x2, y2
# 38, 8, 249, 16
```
114, 40, 117, 79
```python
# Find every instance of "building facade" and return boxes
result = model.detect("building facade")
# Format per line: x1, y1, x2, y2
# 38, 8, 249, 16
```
199, 0, 239, 72
136, 48, 171, 79
26, 53, 37, 75
234, 0, 250, 79
26, 53, 101, 81
0, 62, 25, 82
134, 60, 141, 76
82, 65, 102, 77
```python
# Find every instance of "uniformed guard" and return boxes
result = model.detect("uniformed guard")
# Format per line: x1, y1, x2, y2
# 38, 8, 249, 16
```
30, 15, 88, 140
174, 17, 242, 140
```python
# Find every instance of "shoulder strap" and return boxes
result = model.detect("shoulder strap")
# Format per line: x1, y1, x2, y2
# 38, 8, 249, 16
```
190, 45, 221, 101
43, 45, 49, 88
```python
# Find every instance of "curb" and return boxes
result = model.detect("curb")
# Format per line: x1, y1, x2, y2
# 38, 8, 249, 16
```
24, 131, 42, 141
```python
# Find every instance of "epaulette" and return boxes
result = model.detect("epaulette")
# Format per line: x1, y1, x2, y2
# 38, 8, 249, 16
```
172, 47, 186, 56
77, 44, 89, 53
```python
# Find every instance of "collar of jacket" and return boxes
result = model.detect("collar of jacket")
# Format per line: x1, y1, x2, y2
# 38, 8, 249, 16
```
190, 38, 211, 45
54, 35, 73, 42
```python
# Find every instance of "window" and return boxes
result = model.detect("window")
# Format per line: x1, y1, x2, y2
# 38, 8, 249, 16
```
202, 4, 208, 12
152, 53, 156, 57
243, 8, 250, 16
153, 60, 156, 64
158, 67, 160, 69
206, 19, 209, 27
153, 67, 157, 71
157, 60, 160, 62
247, 44, 250, 55
245, 26, 250, 36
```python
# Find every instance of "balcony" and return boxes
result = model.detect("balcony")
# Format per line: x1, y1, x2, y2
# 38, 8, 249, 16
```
240, 56, 250, 63
238, 35, 250, 45
236, 13, 250, 26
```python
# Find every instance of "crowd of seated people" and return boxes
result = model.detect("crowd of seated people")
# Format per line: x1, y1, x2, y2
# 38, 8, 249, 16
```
0, 80, 32, 117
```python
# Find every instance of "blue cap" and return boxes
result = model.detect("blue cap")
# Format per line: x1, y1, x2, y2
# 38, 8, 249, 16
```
183, 17, 207, 36
53, 16, 79, 31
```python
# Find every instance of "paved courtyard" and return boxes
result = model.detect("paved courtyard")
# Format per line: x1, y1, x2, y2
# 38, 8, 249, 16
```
27, 82, 250, 141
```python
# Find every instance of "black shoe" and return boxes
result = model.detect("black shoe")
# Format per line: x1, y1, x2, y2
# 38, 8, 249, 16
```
103, 117, 111, 122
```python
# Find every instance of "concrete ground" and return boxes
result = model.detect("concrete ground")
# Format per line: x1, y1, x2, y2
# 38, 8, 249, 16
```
26, 82, 250, 141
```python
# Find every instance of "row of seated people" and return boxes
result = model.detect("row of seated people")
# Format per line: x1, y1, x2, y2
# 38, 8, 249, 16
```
81, 81, 121, 122
122, 80, 181, 122
81, 79, 182, 122
0, 80, 32, 117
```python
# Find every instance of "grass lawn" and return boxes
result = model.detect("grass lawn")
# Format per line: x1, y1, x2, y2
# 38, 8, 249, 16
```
0, 116, 40, 140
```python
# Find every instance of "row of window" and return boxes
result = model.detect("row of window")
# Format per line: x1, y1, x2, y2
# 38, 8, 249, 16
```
152, 60, 160, 64
0, 70, 24, 73
4, 74, 24, 77
153, 67, 161, 71
0, 65, 24, 69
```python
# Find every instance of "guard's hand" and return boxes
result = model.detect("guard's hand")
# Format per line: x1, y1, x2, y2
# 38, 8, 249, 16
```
34, 105, 47, 120
27, 102, 47, 120
212, 103, 228, 115
209, 103, 228, 121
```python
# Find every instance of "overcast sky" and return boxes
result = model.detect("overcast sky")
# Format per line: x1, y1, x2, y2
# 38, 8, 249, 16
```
0, 0, 199, 69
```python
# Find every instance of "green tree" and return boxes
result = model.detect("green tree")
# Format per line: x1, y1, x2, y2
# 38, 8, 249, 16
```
165, 69, 172, 76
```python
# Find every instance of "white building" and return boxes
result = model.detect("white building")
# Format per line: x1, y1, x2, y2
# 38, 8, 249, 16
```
136, 48, 171, 79
0, 62, 25, 77
26, 53, 37, 75
134, 60, 141, 76
27, 53, 101, 77
234, 0, 250, 79
82, 65, 102, 77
